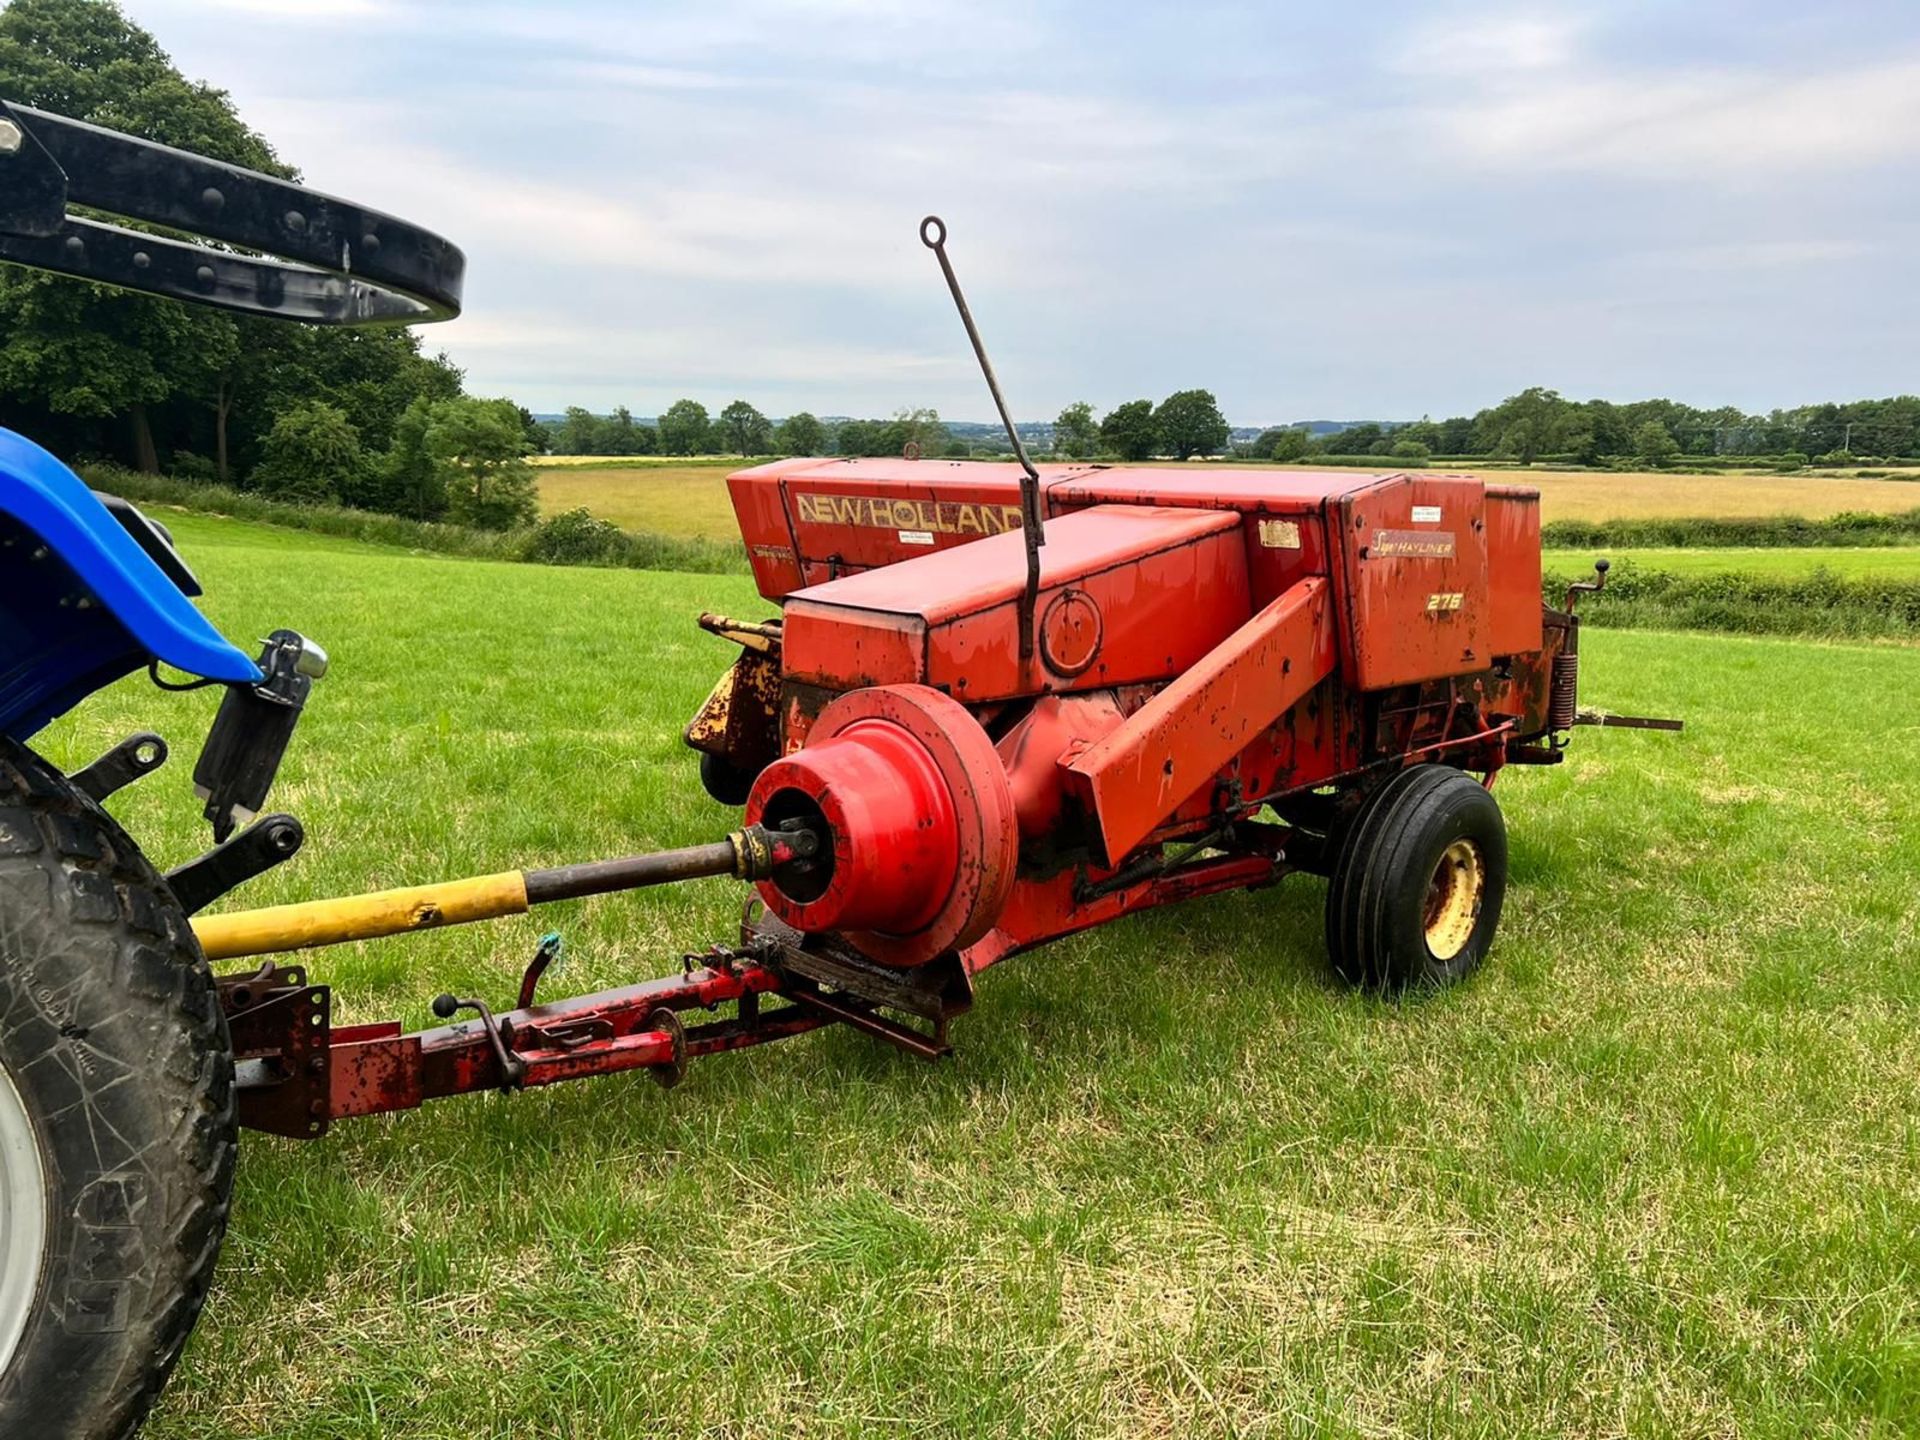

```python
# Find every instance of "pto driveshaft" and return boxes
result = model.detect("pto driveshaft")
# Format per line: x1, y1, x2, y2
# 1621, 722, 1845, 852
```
192, 824, 813, 961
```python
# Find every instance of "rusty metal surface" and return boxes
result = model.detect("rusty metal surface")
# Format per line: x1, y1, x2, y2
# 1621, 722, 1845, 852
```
1484, 488, 1544, 656
684, 647, 783, 775
961, 850, 1285, 974
220, 962, 332, 1139
1573, 709, 1684, 731
325, 956, 806, 1123
746, 907, 972, 1021
1549, 651, 1580, 732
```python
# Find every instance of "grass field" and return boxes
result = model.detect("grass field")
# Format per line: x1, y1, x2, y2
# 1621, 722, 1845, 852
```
36, 514, 1920, 1438
536, 461, 1920, 541
1545, 545, 1920, 578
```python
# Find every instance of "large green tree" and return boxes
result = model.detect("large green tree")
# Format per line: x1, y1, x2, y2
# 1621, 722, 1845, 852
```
427, 397, 539, 530
718, 399, 772, 455
250, 402, 366, 504
1632, 420, 1680, 468
1053, 401, 1098, 459
1099, 399, 1158, 461
775, 411, 823, 455
657, 398, 709, 455
1152, 389, 1229, 461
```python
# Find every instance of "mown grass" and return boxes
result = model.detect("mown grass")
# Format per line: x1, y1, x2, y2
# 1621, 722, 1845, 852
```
33, 517, 1920, 1439
537, 463, 1920, 541
1545, 546, 1920, 578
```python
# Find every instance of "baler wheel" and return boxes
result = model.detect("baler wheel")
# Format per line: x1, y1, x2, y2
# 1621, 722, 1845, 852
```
1325, 764, 1507, 992
699, 750, 758, 807
0, 738, 235, 1440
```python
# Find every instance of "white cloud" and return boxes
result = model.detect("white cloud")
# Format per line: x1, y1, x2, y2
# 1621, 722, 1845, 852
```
186, 0, 388, 19
1390, 13, 1585, 75
1419, 56, 1920, 180
435, 309, 969, 409
1620, 239, 1876, 272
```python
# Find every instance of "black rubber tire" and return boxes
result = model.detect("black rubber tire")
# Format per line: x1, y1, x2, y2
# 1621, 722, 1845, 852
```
699, 750, 758, 807
0, 737, 236, 1440
1324, 763, 1507, 992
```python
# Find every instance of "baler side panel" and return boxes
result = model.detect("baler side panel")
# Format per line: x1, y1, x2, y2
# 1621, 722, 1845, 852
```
1485, 484, 1544, 657
780, 603, 926, 691
1063, 576, 1337, 866
926, 526, 1249, 703
779, 463, 1047, 576
727, 469, 807, 599
1333, 475, 1491, 689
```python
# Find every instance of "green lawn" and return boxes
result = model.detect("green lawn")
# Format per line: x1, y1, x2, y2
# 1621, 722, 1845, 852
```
34, 516, 1920, 1438
1547, 545, 1920, 578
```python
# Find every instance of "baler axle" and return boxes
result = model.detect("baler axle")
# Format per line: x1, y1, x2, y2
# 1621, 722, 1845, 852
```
192, 823, 818, 961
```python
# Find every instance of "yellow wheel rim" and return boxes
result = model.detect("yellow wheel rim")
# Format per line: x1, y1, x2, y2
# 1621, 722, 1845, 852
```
1422, 838, 1484, 961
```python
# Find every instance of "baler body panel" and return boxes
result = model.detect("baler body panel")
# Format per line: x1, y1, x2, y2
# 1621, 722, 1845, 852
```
726, 460, 1415, 603
1485, 484, 1545, 657
1331, 474, 1491, 690
1062, 575, 1338, 865
726, 466, 807, 596
780, 505, 1251, 703
727, 459, 1098, 586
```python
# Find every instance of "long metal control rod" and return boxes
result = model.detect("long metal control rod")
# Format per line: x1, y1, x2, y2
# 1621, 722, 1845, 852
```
920, 215, 1046, 663
192, 824, 809, 961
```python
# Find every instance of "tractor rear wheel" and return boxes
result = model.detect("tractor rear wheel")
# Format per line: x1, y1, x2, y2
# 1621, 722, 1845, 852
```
0, 737, 236, 1440
1324, 764, 1507, 992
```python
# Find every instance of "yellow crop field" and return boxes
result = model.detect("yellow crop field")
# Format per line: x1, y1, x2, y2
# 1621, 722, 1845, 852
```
536, 459, 1920, 540
534, 462, 743, 537
1442, 467, 1920, 523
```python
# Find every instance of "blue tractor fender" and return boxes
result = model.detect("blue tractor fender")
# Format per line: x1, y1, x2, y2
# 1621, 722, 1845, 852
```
0, 427, 260, 739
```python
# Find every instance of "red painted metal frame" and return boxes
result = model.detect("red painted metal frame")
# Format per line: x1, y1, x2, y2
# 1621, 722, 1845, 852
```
1063, 575, 1337, 866
323, 959, 820, 1121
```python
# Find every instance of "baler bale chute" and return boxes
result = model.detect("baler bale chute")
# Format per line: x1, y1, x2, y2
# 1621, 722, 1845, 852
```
0, 100, 1676, 1439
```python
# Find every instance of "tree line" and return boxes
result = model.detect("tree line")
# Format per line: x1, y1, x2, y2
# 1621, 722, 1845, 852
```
544, 392, 1234, 462
543, 403, 955, 459
1238, 388, 1920, 468
551, 386, 1920, 471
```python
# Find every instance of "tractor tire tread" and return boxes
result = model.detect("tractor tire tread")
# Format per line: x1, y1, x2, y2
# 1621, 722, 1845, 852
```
0, 736, 235, 1440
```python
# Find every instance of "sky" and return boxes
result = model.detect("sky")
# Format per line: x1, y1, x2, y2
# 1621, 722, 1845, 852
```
119, 0, 1920, 426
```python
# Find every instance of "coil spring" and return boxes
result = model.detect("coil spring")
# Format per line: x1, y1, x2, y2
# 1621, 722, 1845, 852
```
1549, 651, 1579, 731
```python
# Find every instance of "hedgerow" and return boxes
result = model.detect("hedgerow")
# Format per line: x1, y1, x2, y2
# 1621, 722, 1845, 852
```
1542, 559, 1920, 640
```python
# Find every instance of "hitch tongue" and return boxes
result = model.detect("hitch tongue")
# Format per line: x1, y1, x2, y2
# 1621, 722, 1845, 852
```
192, 823, 817, 962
